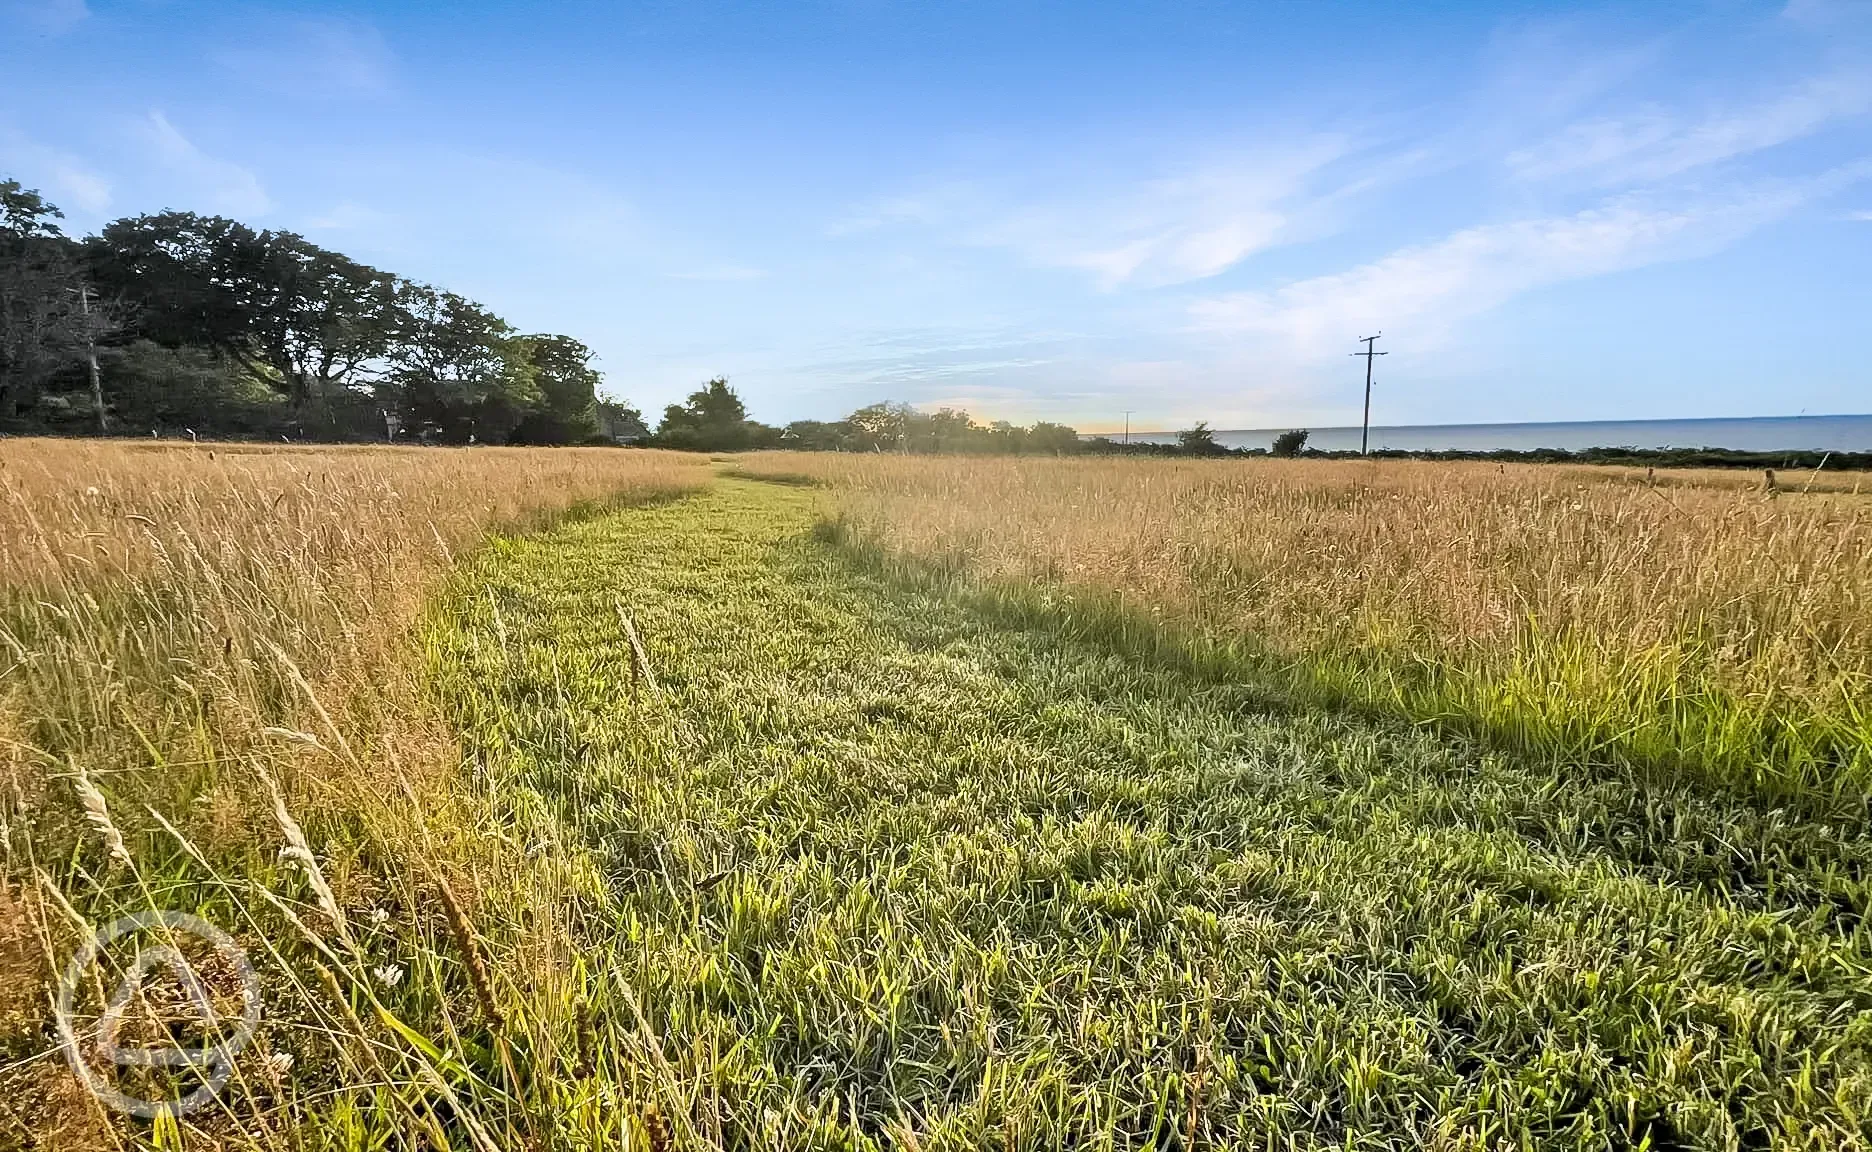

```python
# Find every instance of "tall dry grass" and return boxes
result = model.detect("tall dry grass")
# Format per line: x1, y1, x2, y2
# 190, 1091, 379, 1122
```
741, 452, 1872, 809
0, 439, 706, 1146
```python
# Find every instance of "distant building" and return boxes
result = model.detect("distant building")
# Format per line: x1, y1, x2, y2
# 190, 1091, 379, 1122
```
596, 400, 650, 443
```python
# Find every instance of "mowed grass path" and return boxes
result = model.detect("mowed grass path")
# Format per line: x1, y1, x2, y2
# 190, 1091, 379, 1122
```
430, 478, 1871, 1151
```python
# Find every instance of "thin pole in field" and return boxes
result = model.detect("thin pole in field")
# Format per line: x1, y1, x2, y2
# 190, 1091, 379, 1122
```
1352, 333, 1387, 454
1123, 410, 1131, 445
78, 285, 106, 434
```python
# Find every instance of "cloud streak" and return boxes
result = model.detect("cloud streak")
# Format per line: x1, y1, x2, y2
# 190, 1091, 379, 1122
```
0, 126, 111, 215
1189, 178, 1847, 359
837, 139, 1363, 291
1508, 74, 1871, 185
991, 143, 1350, 290
141, 111, 272, 216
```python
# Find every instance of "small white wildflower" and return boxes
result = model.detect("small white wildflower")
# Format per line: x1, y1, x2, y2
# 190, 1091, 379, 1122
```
70, 761, 131, 868
268, 1052, 295, 1074
368, 907, 390, 926
373, 963, 406, 988
85, 486, 101, 498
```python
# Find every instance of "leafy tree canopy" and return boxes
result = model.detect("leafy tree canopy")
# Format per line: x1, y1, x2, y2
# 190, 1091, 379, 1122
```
1271, 428, 1309, 457
90, 213, 399, 414
5, 173, 1257, 455
509, 334, 602, 444
0, 180, 86, 420
384, 283, 539, 444
3, 175, 635, 444
654, 377, 761, 450
0, 179, 65, 238
1177, 421, 1225, 455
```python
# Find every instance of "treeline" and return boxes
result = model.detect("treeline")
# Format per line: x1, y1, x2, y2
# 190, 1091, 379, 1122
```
14, 174, 1853, 468
1, 177, 647, 443
619, 378, 1090, 453
772, 398, 1084, 454
0, 173, 1169, 455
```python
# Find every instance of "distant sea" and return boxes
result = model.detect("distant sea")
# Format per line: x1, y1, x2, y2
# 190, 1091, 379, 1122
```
1113, 414, 1872, 454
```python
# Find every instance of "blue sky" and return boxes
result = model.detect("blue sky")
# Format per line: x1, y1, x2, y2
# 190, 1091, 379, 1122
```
3, 1, 1870, 431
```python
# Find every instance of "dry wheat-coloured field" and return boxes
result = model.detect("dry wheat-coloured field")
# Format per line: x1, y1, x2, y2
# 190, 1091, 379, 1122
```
0, 439, 706, 1143
6, 441, 1871, 1150
736, 452, 1872, 806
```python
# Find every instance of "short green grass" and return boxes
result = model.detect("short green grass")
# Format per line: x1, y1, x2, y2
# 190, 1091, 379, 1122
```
430, 477, 1872, 1150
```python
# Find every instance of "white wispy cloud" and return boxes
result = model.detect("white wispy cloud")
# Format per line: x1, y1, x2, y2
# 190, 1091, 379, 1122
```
853, 357, 1053, 384
48, 162, 108, 214
0, 127, 111, 216
993, 143, 1349, 290
1473, 18, 1668, 130
776, 326, 1096, 413
1508, 74, 1871, 185
805, 9, 1871, 425
1189, 178, 1844, 359
140, 111, 272, 217
835, 139, 1365, 291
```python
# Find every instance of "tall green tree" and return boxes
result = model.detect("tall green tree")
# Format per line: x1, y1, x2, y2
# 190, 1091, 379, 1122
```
0, 179, 65, 236
919, 407, 977, 452
253, 232, 398, 411
88, 213, 266, 359
508, 334, 602, 444
653, 376, 758, 450
90, 213, 396, 418
780, 419, 851, 450
1270, 428, 1309, 457
1177, 421, 1225, 455
100, 340, 280, 436
1026, 421, 1082, 454
0, 180, 86, 423
844, 401, 912, 452
383, 284, 539, 443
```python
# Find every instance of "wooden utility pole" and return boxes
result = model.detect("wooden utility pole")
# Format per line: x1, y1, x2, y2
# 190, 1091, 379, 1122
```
1123, 410, 1131, 445
78, 285, 106, 434
1351, 333, 1386, 454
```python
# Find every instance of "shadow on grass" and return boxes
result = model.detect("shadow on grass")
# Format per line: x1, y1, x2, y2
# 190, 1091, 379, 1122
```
718, 468, 826, 488
808, 513, 1868, 835
514, 482, 704, 532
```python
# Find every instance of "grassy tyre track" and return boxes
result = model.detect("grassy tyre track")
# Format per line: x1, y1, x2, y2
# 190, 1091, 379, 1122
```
430, 476, 1872, 1151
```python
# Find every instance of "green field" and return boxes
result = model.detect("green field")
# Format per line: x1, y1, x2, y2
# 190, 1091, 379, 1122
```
423, 476, 1871, 1149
